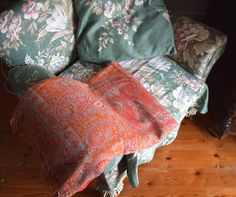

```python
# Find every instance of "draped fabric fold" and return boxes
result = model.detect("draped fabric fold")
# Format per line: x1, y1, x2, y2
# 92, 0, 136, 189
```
11, 62, 177, 197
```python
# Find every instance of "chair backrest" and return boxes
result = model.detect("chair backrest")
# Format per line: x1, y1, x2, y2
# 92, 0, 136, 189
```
0, 0, 77, 74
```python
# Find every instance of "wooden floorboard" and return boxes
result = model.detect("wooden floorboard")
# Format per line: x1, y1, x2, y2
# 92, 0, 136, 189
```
1, 74, 236, 197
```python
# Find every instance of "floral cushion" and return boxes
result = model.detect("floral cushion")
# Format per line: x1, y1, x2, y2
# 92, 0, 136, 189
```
0, 0, 76, 73
170, 16, 227, 81
73, 0, 176, 63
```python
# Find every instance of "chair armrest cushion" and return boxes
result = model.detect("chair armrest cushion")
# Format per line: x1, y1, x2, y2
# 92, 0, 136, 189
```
170, 16, 227, 81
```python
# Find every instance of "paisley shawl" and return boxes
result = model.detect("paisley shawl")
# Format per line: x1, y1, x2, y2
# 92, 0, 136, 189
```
11, 62, 177, 196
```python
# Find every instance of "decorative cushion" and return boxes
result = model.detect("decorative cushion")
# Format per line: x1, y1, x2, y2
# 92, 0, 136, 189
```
170, 16, 227, 81
0, 0, 76, 73
73, 0, 176, 63
11, 62, 177, 196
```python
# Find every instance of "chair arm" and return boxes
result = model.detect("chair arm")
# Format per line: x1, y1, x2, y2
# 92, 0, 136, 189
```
170, 16, 227, 81
8, 65, 54, 97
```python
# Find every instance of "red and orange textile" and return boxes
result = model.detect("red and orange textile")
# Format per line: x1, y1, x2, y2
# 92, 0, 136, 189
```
10, 62, 177, 196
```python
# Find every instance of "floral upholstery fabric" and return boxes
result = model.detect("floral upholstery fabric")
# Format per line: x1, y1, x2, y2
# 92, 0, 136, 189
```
11, 62, 178, 196
0, 0, 76, 73
73, 0, 176, 63
170, 16, 227, 81
8, 65, 54, 97
59, 61, 104, 82
120, 56, 208, 121
61, 57, 209, 122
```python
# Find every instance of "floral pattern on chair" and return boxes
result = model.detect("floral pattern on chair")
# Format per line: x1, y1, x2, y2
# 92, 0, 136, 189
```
73, 0, 176, 63
0, 0, 76, 73
60, 56, 209, 122
120, 56, 208, 121
170, 16, 227, 81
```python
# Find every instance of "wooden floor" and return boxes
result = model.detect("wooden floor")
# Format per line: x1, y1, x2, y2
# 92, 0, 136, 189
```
1, 75, 236, 197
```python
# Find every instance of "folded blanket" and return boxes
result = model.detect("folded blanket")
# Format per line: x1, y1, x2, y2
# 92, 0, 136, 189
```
11, 62, 177, 197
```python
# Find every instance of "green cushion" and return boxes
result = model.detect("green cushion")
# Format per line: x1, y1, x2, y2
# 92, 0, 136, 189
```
8, 65, 54, 97
170, 16, 227, 81
0, 0, 76, 73
74, 0, 176, 63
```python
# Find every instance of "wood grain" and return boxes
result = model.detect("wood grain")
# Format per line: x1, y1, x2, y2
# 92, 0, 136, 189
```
1, 71, 236, 197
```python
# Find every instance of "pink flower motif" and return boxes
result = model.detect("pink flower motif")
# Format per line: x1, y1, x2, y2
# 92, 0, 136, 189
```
125, 0, 134, 11
104, 1, 116, 19
111, 20, 118, 28
6, 15, 22, 42
0, 10, 14, 34
124, 14, 131, 24
22, 0, 42, 20
175, 23, 210, 51
134, 73, 142, 82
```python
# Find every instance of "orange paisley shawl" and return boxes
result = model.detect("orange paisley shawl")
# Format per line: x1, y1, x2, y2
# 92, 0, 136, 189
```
11, 62, 177, 196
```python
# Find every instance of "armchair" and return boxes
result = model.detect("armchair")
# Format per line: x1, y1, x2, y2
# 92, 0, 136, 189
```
0, 0, 227, 196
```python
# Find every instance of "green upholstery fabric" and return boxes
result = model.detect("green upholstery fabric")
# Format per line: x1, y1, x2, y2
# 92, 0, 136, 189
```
61, 57, 208, 122
8, 65, 54, 97
0, 0, 76, 73
59, 61, 104, 81
120, 56, 209, 121
127, 153, 139, 188
73, 0, 176, 63
170, 16, 227, 81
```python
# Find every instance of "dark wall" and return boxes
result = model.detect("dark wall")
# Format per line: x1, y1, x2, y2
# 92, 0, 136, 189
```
165, 0, 210, 20
205, 0, 236, 116
0, 0, 17, 11
1, 0, 210, 21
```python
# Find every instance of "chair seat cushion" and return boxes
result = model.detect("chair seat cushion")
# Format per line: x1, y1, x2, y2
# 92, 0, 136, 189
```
61, 56, 209, 122
120, 56, 209, 122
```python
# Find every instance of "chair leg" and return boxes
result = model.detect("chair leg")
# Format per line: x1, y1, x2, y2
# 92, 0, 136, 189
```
96, 170, 127, 197
96, 156, 127, 197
